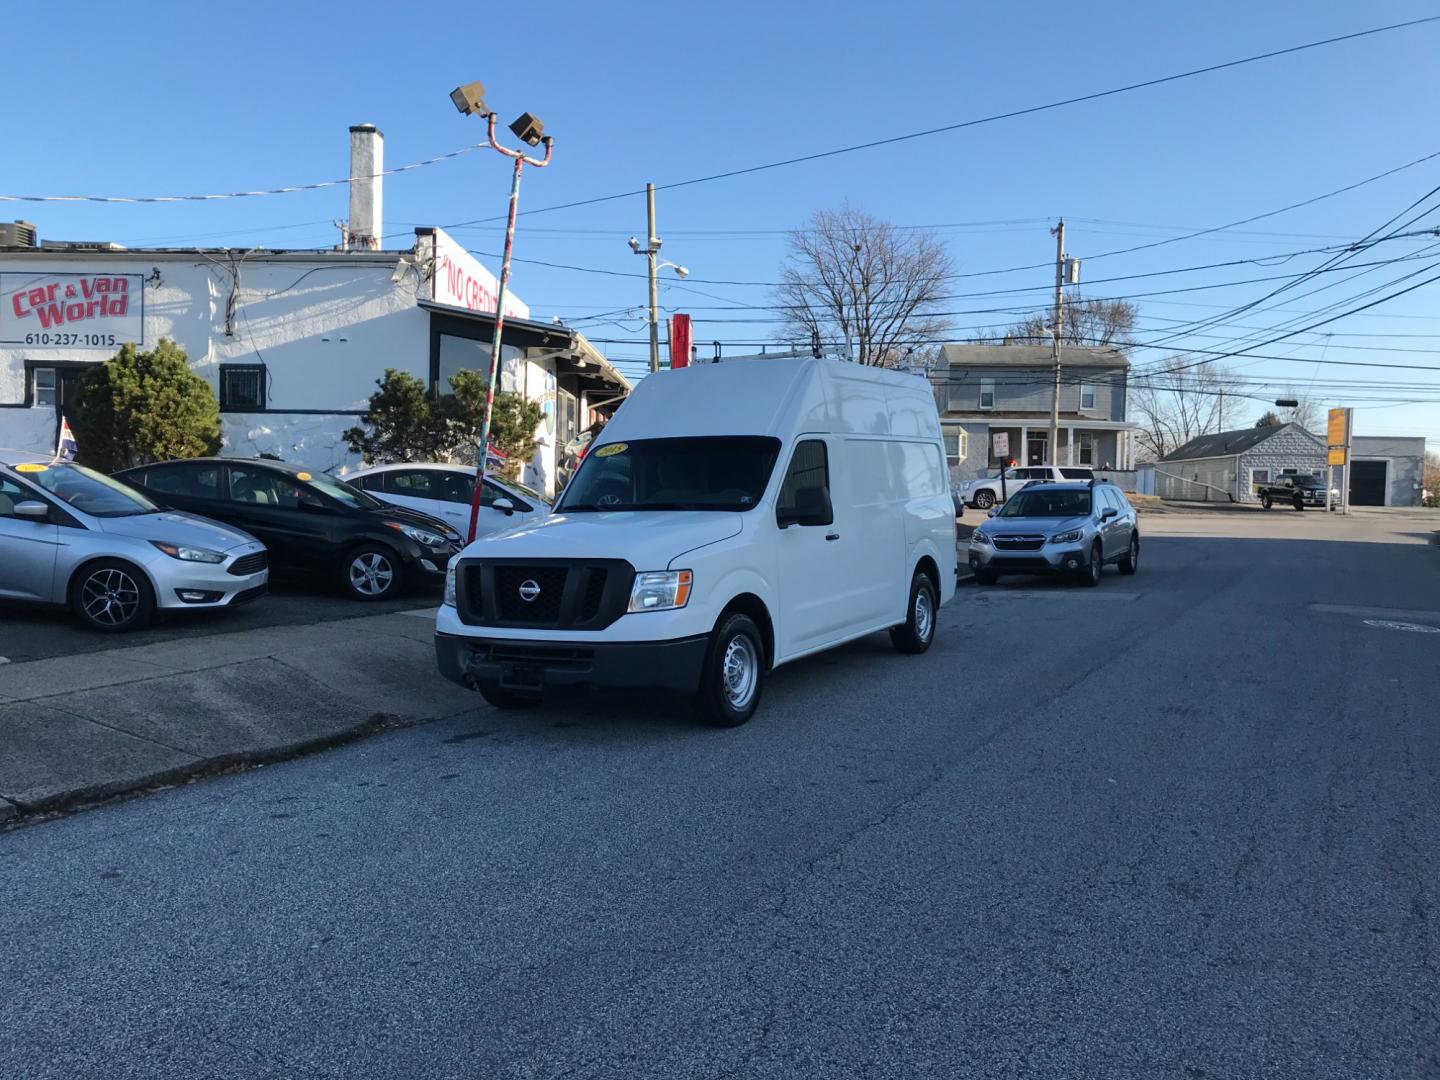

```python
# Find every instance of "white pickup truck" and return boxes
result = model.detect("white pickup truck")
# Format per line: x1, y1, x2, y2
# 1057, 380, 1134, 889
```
954, 465, 1095, 510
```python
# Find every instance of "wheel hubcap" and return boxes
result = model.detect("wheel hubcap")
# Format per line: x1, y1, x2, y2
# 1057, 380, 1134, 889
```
721, 635, 758, 710
914, 587, 933, 642
82, 568, 140, 626
349, 553, 394, 596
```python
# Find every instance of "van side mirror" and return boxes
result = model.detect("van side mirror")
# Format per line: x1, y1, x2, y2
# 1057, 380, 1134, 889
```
777, 486, 833, 529
14, 501, 50, 522
492, 497, 515, 516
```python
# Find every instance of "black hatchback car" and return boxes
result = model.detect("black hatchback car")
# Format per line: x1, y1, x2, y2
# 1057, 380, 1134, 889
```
115, 458, 462, 600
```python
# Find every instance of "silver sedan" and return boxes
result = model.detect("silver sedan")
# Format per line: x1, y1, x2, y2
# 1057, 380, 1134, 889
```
0, 451, 268, 631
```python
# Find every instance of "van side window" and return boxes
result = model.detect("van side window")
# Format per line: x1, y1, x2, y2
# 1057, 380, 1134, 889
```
777, 440, 831, 525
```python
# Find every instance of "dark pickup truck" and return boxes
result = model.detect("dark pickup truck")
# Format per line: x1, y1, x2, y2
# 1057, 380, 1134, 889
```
1256, 475, 1330, 511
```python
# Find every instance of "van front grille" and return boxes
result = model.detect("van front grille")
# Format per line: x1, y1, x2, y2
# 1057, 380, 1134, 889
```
456, 560, 634, 631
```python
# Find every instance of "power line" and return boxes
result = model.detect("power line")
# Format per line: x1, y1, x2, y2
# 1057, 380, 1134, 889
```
0, 144, 487, 204
427, 16, 1440, 231
466, 232, 1440, 295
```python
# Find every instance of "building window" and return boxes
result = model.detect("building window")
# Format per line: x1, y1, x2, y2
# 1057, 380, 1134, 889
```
942, 429, 969, 460
219, 365, 267, 411
32, 367, 56, 407
1079, 383, 1095, 410
979, 378, 995, 410
1077, 431, 1095, 465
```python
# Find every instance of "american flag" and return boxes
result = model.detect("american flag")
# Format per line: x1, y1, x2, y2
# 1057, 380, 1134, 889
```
484, 444, 507, 472
54, 417, 78, 462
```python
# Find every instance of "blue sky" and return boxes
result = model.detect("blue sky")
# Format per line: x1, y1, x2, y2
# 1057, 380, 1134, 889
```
6, 0, 1439, 448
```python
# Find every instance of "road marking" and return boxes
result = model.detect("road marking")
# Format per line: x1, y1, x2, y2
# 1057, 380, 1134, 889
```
1364, 619, 1440, 635
1310, 603, 1440, 625
400, 608, 437, 619
971, 591, 1140, 602
0, 656, 9, 665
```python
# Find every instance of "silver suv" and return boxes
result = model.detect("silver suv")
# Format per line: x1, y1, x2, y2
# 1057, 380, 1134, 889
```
967, 480, 1138, 586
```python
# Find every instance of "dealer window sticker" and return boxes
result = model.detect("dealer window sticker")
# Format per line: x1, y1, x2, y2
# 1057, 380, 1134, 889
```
595, 443, 628, 458
14, 463, 48, 473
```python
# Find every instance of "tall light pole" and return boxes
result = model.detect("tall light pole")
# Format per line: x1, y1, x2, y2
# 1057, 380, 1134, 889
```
628, 183, 688, 372
450, 81, 553, 542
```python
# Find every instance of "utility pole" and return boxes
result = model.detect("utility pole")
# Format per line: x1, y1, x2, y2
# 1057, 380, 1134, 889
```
1048, 218, 1065, 467
646, 183, 660, 372
628, 184, 689, 372
1218, 387, 1224, 431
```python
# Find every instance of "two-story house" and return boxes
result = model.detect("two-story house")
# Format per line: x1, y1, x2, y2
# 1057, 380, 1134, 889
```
934, 343, 1138, 481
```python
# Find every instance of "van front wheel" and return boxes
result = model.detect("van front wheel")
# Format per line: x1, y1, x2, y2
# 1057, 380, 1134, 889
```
692, 613, 765, 728
891, 570, 938, 654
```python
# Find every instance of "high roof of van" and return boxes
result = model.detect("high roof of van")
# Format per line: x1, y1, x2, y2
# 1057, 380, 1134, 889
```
600, 358, 941, 444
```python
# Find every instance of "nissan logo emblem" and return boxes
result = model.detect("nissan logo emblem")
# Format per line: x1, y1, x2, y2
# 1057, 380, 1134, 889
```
518, 579, 542, 602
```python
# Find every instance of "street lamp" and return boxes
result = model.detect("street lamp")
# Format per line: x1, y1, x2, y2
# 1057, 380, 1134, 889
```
629, 184, 689, 372
450, 80, 554, 543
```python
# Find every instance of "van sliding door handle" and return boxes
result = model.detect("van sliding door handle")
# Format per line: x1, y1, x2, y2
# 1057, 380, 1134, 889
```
825, 532, 840, 541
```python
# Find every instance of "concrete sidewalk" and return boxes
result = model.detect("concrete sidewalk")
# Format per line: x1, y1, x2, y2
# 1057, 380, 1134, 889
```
0, 607, 478, 828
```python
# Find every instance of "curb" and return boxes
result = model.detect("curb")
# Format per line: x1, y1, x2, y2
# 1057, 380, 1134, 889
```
0, 710, 408, 832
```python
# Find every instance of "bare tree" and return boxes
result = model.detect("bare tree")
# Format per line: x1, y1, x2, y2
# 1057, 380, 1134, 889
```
1278, 390, 1319, 432
776, 206, 953, 367
1424, 451, 1440, 505
1130, 357, 1236, 460
1254, 410, 1282, 428
1003, 295, 1138, 348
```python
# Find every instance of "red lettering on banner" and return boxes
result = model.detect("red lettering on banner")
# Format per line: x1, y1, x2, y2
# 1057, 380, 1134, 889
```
13, 277, 132, 328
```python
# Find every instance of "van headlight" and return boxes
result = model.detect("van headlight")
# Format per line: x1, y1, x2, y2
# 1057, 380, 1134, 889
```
1049, 528, 1084, 545
443, 562, 457, 607
628, 570, 693, 613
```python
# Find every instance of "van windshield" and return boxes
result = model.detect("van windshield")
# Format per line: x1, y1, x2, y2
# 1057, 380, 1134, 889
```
557, 436, 782, 513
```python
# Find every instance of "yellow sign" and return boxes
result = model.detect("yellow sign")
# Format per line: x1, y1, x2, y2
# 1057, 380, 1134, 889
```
296, 471, 313, 481
595, 443, 628, 458
1328, 447, 1347, 466
14, 462, 47, 473
1327, 407, 1348, 447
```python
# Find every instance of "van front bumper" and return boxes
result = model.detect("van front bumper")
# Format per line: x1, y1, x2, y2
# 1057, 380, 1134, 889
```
436, 632, 709, 695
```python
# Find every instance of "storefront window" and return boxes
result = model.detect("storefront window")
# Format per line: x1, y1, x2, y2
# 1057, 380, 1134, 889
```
436, 334, 521, 394
33, 368, 56, 407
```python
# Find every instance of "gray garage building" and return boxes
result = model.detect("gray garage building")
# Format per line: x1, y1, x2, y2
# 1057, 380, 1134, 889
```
1156, 423, 1325, 503
1348, 435, 1426, 506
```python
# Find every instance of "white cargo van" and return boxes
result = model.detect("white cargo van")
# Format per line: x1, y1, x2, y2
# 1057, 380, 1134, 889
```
435, 357, 956, 726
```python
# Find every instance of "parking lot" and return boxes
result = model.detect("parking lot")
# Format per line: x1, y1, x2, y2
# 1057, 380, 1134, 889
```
3, 508, 1438, 1078
0, 576, 436, 665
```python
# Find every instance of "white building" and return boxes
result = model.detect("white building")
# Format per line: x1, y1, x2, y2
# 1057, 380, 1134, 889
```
0, 126, 628, 496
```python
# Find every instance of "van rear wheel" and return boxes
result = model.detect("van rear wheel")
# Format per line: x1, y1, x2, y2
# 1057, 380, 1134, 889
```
692, 612, 765, 728
891, 570, 937, 654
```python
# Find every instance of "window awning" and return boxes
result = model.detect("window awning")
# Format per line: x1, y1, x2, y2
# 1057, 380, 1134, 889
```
420, 300, 631, 397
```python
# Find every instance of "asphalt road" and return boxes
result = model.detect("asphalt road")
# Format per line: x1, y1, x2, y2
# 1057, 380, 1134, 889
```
0, 575, 436, 664
3, 512, 1438, 1078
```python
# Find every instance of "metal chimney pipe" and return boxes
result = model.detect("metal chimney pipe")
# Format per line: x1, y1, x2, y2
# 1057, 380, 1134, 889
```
347, 124, 383, 250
